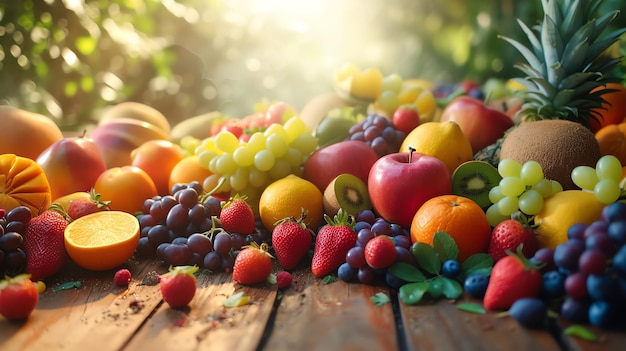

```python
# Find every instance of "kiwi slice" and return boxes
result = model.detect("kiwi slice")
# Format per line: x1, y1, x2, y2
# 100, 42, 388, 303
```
323, 173, 372, 218
452, 160, 502, 208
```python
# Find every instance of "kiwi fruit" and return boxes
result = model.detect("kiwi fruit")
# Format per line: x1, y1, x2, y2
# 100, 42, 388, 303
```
499, 120, 600, 190
323, 173, 372, 218
452, 161, 502, 208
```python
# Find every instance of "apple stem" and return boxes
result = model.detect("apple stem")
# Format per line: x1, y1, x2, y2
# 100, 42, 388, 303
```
408, 146, 416, 163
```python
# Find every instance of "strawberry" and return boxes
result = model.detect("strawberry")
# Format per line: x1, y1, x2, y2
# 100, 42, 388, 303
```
483, 245, 543, 311
23, 209, 69, 281
271, 213, 313, 270
219, 194, 255, 235
364, 235, 397, 269
488, 218, 539, 262
0, 273, 39, 320
232, 242, 273, 285
311, 209, 357, 278
159, 265, 199, 308
66, 189, 111, 220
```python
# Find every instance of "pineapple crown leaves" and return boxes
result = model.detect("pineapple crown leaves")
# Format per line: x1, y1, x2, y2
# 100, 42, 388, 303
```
499, 0, 626, 128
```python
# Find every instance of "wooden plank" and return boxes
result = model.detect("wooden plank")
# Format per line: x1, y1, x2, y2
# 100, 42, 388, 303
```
0, 258, 166, 351
558, 323, 626, 351
398, 298, 562, 351
123, 270, 277, 351
262, 269, 398, 351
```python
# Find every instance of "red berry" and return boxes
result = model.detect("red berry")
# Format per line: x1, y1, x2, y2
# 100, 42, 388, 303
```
364, 235, 397, 269
219, 195, 255, 235
232, 243, 273, 285
276, 271, 293, 290
113, 269, 132, 286
159, 265, 199, 308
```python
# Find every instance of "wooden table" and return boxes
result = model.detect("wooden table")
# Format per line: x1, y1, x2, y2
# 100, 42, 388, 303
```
1, 257, 624, 351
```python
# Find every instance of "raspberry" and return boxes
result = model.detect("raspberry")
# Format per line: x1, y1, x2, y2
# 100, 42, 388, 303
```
114, 269, 132, 286
276, 271, 292, 290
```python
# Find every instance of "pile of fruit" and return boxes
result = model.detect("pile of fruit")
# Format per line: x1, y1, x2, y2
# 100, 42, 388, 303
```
2, 0, 626, 336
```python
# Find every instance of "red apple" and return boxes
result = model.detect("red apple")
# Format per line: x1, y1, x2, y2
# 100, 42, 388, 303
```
392, 105, 420, 135
36, 132, 107, 201
439, 96, 514, 154
368, 151, 452, 228
303, 140, 379, 192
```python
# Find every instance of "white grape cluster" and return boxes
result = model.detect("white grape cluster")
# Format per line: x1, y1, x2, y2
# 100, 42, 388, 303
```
572, 155, 624, 204
486, 159, 563, 226
189, 117, 318, 200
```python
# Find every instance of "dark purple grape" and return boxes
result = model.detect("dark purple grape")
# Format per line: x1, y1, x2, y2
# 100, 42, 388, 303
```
509, 298, 547, 329
567, 222, 588, 240
371, 136, 389, 157
172, 237, 188, 245
371, 220, 392, 236
390, 223, 406, 237
382, 126, 396, 140
372, 115, 390, 129
554, 240, 585, 272
213, 231, 233, 255
564, 271, 588, 299
177, 188, 199, 209
139, 214, 157, 228
170, 183, 187, 195
4, 221, 24, 235
607, 220, 626, 246
188, 181, 203, 195
0, 232, 23, 251
348, 122, 364, 135
350, 131, 365, 142
338, 262, 358, 282
385, 271, 406, 289
601, 201, 626, 223
357, 265, 376, 285
531, 247, 556, 273
147, 225, 170, 247
346, 246, 366, 268
353, 221, 371, 233
364, 126, 382, 142
613, 245, 626, 277
166, 204, 188, 232
586, 274, 617, 301
392, 235, 411, 250
357, 228, 375, 247
203, 251, 221, 271
6, 206, 32, 224
220, 254, 234, 273
150, 201, 168, 222
585, 233, 617, 257
230, 233, 247, 250
186, 252, 204, 267
541, 270, 566, 300
160, 195, 178, 212
187, 204, 207, 224
395, 246, 414, 265
142, 198, 156, 214
584, 220, 608, 238
135, 237, 155, 258
560, 297, 590, 323
203, 196, 222, 217
578, 249, 606, 275
163, 243, 192, 265
140, 225, 151, 237
355, 210, 376, 224
187, 233, 213, 255
5, 248, 26, 270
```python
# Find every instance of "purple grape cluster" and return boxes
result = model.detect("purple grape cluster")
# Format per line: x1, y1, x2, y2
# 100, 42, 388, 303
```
135, 181, 270, 272
530, 201, 626, 329
346, 113, 406, 157
0, 206, 32, 277
337, 209, 414, 286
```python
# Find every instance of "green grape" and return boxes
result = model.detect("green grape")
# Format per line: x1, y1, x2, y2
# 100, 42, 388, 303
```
497, 196, 519, 216
268, 158, 292, 180
488, 185, 504, 204
230, 167, 249, 191
197, 150, 218, 169
595, 155, 622, 182
378, 90, 400, 113
208, 156, 219, 174
233, 145, 255, 167
249, 167, 268, 188
499, 176, 526, 197
518, 189, 544, 215
203, 173, 230, 194
215, 153, 237, 175
254, 149, 275, 171
283, 117, 309, 143
214, 131, 240, 153
381, 73, 403, 93
486, 204, 509, 227
247, 132, 267, 153
266, 134, 288, 158
290, 134, 318, 155
498, 158, 522, 178
180, 135, 201, 154
571, 165, 599, 191
284, 147, 303, 168
594, 178, 621, 204
520, 161, 544, 186
264, 123, 289, 141
198, 137, 218, 153
532, 179, 553, 198
550, 180, 563, 195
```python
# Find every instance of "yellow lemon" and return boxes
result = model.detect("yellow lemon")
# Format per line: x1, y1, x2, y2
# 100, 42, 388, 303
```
259, 174, 324, 232
534, 190, 605, 250
399, 121, 473, 174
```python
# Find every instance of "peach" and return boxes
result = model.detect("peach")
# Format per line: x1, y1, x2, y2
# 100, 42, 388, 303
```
99, 101, 171, 135
93, 166, 158, 214
131, 140, 185, 195
0, 106, 63, 160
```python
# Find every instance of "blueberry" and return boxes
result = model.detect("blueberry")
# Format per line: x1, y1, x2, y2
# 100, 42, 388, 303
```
338, 262, 358, 282
464, 274, 489, 299
442, 259, 461, 278
509, 297, 548, 329
588, 300, 617, 328
587, 274, 617, 301
385, 271, 406, 289
612, 245, 626, 277
602, 201, 626, 223
541, 270, 566, 300
561, 297, 590, 324
607, 220, 626, 246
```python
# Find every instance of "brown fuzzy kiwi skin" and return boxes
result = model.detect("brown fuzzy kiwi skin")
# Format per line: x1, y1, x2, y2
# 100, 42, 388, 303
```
499, 120, 601, 190
323, 174, 371, 218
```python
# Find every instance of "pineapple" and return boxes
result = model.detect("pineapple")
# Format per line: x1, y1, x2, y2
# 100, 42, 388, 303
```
475, 0, 625, 165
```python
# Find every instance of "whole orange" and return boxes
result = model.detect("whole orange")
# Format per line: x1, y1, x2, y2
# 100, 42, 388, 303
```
168, 156, 214, 195
410, 195, 491, 262
594, 122, 626, 165
589, 83, 626, 132
131, 139, 185, 195
93, 166, 158, 214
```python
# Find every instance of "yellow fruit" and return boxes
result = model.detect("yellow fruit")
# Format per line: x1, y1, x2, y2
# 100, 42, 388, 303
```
0, 106, 64, 160
334, 64, 383, 101
534, 190, 605, 250
99, 101, 171, 135
51, 191, 91, 212
399, 121, 473, 174
259, 174, 324, 232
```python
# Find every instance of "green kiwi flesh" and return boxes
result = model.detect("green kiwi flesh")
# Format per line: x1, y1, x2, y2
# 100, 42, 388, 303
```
452, 160, 502, 208
323, 173, 372, 217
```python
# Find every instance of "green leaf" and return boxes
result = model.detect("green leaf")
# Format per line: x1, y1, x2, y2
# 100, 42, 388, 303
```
428, 278, 443, 298
412, 242, 441, 275
322, 275, 337, 284
563, 325, 598, 342
460, 253, 494, 280
433, 231, 458, 262
371, 292, 390, 307
457, 302, 486, 314
439, 276, 463, 299
53, 281, 82, 292
267, 273, 277, 284
399, 281, 430, 305
388, 262, 427, 282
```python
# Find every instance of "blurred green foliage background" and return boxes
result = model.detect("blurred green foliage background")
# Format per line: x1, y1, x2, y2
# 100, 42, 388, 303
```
0, 0, 624, 130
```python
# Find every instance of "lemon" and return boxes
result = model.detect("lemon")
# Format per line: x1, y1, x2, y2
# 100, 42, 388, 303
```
399, 121, 473, 174
259, 174, 324, 232
534, 190, 605, 250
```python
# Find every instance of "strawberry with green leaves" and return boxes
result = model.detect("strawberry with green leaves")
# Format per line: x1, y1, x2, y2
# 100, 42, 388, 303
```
271, 212, 313, 270
488, 218, 539, 262
219, 194, 255, 235
311, 209, 357, 278
483, 245, 543, 311
159, 265, 199, 308
232, 242, 273, 285
0, 273, 39, 320
66, 189, 111, 220
23, 209, 70, 281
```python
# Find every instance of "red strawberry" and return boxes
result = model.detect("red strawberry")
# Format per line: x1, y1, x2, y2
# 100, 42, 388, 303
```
159, 265, 199, 308
488, 218, 539, 262
271, 213, 313, 270
364, 235, 397, 269
23, 209, 69, 281
0, 273, 39, 320
483, 245, 543, 311
66, 189, 111, 220
311, 209, 357, 277
219, 194, 255, 235
232, 242, 273, 285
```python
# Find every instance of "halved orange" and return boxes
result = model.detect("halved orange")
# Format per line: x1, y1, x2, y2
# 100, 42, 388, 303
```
64, 211, 140, 271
